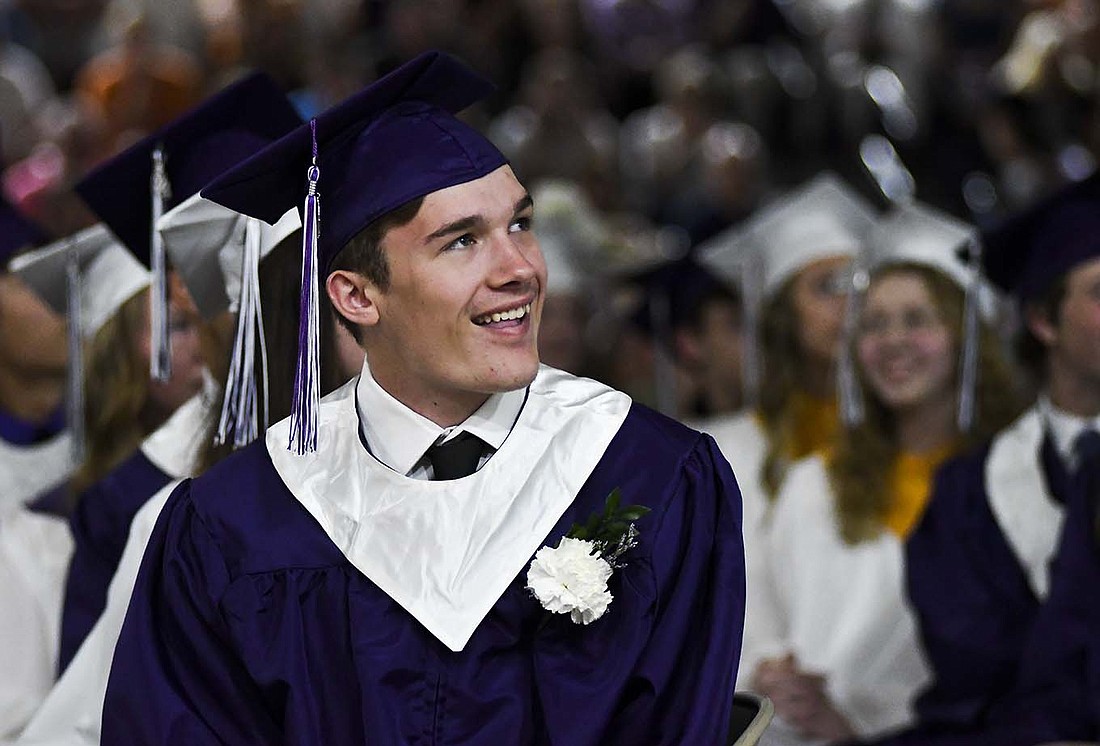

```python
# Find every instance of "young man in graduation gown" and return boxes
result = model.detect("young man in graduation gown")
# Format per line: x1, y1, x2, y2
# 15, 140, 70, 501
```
863, 172, 1100, 744
0, 198, 72, 511
102, 51, 746, 745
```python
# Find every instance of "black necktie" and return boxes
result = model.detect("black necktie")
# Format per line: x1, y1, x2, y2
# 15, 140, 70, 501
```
425, 432, 486, 480
1072, 429, 1100, 498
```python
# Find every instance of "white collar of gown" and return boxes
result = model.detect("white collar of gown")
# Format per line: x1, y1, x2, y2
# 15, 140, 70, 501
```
0, 428, 73, 511
266, 365, 632, 652
984, 403, 1063, 600
139, 370, 218, 480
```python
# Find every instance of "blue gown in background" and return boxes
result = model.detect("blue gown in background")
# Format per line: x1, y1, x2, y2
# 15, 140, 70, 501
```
989, 449, 1100, 742
57, 449, 172, 672
102, 404, 746, 745
903, 443, 1047, 734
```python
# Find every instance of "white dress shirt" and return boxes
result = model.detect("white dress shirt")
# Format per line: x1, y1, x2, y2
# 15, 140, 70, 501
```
355, 361, 526, 480
1039, 394, 1100, 470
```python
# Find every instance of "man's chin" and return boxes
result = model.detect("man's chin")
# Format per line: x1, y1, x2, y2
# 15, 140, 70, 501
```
480, 358, 541, 393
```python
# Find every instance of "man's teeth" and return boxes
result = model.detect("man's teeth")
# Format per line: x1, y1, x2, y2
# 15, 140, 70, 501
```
475, 303, 531, 325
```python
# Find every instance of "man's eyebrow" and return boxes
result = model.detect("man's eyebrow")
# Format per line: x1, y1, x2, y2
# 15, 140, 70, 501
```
423, 215, 484, 244
513, 194, 534, 216
422, 193, 536, 245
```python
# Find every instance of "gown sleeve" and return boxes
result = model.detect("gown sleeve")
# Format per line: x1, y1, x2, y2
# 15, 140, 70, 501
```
59, 455, 170, 673
100, 481, 281, 745
569, 433, 746, 746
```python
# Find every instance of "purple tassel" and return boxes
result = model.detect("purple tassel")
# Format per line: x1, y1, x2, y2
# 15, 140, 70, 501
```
289, 120, 321, 455
65, 250, 85, 465
150, 146, 173, 382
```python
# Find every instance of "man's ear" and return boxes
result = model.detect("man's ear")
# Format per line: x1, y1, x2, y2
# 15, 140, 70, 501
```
326, 270, 381, 330
1024, 301, 1057, 347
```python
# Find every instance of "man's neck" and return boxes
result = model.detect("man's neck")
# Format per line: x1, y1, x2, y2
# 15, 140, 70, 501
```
0, 366, 65, 426
369, 368, 489, 428
1045, 363, 1100, 419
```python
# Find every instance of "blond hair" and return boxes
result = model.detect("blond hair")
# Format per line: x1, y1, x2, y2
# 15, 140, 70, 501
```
829, 263, 1024, 544
70, 290, 153, 496
757, 277, 816, 499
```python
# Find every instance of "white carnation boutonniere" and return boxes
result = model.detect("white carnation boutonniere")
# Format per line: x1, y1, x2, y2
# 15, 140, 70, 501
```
525, 488, 650, 625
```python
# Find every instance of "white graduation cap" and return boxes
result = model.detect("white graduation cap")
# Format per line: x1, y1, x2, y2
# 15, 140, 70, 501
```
157, 193, 301, 448
157, 193, 301, 320
10, 224, 151, 462
698, 172, 878, 408
699, 172, 879, 296
866, 202, 991, 306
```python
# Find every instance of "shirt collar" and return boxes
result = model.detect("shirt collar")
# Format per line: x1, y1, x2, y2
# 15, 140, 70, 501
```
355, 359, 526, 476
1039, 394, 1100, 466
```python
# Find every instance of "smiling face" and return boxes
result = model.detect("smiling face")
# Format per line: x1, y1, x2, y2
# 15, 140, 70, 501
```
857, 269, 957, 413
347, 165, 546, 424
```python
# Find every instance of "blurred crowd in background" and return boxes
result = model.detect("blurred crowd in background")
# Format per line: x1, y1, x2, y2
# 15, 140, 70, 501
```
0, 0, 1097, 419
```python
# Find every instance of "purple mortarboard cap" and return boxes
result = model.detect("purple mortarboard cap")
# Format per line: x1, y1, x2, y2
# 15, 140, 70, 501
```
201, 51, 507, 455
982, 171, 1100, 302
75, 72, 302, 267
0, 196, 45, 269
201, 50, 507, 274
73, 72, 302, 383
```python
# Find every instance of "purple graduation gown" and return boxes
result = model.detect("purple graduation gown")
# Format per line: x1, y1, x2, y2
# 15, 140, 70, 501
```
989, 457, 1099, 741
902, 444, 1045, 734
58, 450, 172, 672
102, 404, 746, 745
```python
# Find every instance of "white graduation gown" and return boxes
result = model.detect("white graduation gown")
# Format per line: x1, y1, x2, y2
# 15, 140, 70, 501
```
695, 411, 779, 689
0, 432, 73, 513
759, 455, 931, 745
11, 481, 181, 746
0, 506, 72, 741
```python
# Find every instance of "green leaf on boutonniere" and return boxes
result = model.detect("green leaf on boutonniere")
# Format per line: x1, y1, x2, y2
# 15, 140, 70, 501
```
566, 488, 651, 568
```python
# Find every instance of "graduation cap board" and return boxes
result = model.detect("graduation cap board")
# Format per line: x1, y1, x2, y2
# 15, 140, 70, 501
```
158, 194, 301, 446
981, 170, 1100, 302
202, 50, 510, 454
10, 224, 151, 462
74, 71, 303, 384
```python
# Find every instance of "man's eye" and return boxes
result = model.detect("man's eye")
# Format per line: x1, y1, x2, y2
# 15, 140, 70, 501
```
509, 216, 532, 233
444, 234, 477, 252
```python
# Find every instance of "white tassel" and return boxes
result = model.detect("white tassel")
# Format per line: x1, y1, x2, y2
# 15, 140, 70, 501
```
216, 218, 269, 448
150, 146, 173, 382
957, 236, 983, 433
65, 251, 85, 465
739, 252, 764, 409
838, 261, 870, 428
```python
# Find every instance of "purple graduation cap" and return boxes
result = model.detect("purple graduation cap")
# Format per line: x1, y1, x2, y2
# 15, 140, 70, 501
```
982, 171, 1100, 302
0, 195, 45, 269
74, 72, 303, 383
202, 50, 508, 454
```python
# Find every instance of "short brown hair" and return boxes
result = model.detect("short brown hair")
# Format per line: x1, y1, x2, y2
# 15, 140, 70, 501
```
327, 195, 425, 339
